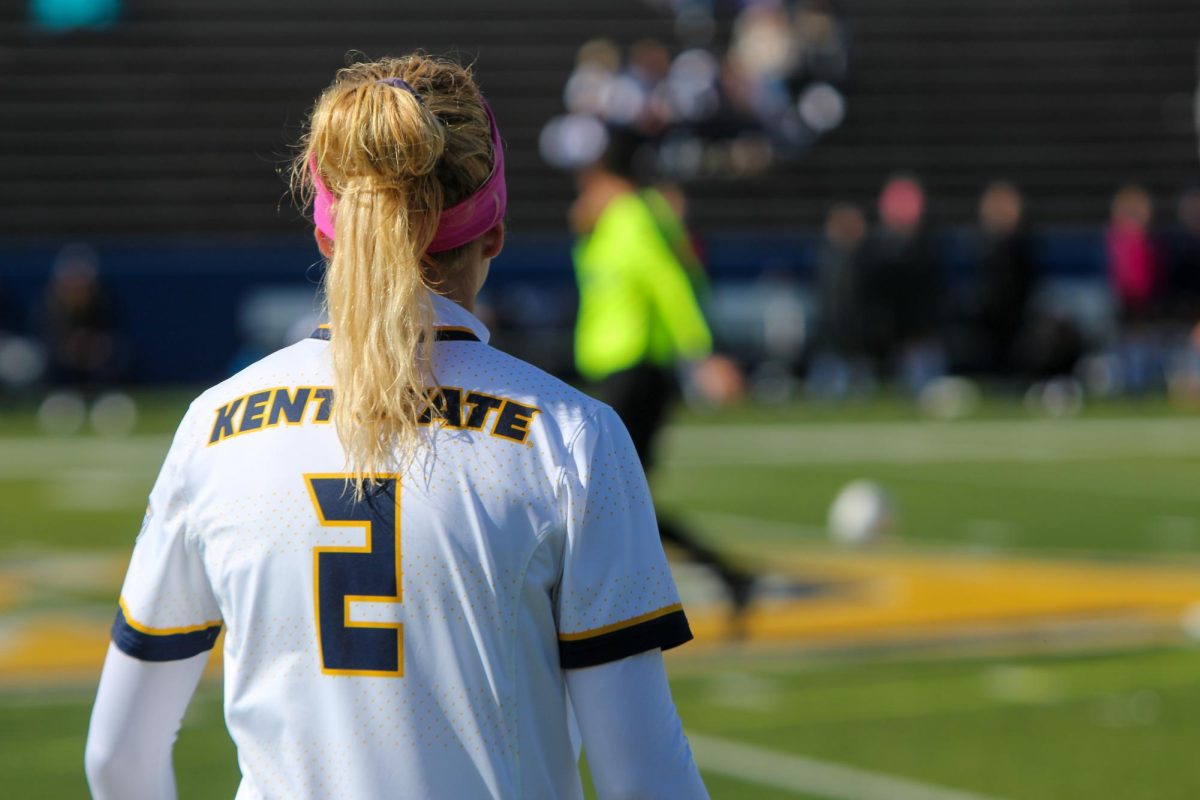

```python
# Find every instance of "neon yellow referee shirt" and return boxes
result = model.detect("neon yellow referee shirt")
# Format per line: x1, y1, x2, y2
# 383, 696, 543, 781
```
573, 190, 713, 380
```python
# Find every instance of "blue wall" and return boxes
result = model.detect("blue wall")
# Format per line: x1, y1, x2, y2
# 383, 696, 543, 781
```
0, 230, 1106, 384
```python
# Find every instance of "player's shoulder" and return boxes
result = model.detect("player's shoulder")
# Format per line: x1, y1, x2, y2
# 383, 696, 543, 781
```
595, 191, 657, 235
464, 344, 614, 445
581, 192, 664, 265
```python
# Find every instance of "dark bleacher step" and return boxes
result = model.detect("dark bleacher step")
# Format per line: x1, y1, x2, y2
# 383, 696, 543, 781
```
1, 0, 1198, 236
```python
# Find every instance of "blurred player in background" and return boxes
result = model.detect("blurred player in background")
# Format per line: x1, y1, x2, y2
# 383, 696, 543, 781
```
859, 174, 946, 395
971, 181, 1036, 380
85, 54, 708, 800
808, 201, 873, 400
571, 131, 755, 619
33, 245, 138, 438
38, 244, 126, 390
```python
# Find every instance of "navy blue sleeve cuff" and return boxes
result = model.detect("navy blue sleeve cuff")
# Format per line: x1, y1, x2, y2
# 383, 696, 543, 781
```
111, 607, 222, 662
558, 608, 693, 670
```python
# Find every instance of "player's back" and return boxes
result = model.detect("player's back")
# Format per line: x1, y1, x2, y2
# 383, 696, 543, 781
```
117, 296, 651, 799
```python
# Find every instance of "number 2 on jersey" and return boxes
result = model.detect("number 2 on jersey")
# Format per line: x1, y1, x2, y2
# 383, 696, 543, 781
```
304, 475, 404, 677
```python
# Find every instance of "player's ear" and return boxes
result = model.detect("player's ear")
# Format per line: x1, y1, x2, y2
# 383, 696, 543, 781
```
314, 228, 333, 258
479, 223, 504, 260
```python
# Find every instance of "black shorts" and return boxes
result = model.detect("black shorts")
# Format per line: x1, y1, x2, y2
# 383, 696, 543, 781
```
593, 363, 676, 471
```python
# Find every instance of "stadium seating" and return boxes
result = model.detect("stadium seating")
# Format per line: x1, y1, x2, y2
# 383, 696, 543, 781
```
0, 0, 1197, 237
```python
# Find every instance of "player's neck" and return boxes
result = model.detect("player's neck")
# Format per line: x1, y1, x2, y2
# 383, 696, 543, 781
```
439, 283, 476, 313
424, 227, 498, 314
427, 261, 485, 313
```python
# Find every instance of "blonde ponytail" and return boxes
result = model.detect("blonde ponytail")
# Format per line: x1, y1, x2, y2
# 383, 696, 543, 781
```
294, 55, 496, 488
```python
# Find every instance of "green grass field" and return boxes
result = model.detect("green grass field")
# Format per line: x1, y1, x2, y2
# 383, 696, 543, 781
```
3, 392, 1200, 799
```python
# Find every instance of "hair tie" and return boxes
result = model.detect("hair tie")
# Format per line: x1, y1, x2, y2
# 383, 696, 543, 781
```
376, 77, 425, 105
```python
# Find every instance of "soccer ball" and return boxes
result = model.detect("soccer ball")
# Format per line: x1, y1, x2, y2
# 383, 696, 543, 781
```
828, 480, 895, 547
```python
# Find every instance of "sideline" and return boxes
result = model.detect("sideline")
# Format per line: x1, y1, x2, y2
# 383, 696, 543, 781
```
662, 417, 1200, 465
688, 732, 1003, 800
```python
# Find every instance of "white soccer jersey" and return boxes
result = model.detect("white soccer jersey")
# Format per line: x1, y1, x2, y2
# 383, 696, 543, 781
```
112, 293, 692, 799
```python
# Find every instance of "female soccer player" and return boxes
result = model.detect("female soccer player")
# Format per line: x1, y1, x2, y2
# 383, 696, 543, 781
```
85, 54, 708, 800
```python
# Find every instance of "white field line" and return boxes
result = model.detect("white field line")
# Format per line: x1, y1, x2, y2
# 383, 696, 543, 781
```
688, 732, 1004, 800
0, 436, 169, 480
6, 415, 1200, 461
864, 469, 1200, 505
3, 416, 1200, 477
686, 507, 1200, 563
689, 509, 829, 540
662, 418, 1200, 465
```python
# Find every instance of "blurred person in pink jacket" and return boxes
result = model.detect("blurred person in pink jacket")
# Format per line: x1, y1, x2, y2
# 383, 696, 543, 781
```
1107, 185, 1162, 321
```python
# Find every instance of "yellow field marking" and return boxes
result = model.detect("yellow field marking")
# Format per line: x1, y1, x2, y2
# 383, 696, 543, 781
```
5, 550, 1200, 682
0, 553, 127, 614
687, 550, 1200, 647
0, 616, 112, 683
0, 616, 224, 685
0, 551, 223, 684
0, 577, 21, 613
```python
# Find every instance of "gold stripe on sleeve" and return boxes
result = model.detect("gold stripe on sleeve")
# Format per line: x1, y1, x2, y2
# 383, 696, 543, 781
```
118, 596, 222, 636
558, 603, 683, 642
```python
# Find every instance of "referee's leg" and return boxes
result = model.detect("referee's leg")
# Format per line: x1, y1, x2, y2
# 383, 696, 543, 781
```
594, 364, 755, 615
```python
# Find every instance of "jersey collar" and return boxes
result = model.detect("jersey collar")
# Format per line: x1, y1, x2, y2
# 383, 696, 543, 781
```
310, 292, 491, 344
430, 292, 491, 345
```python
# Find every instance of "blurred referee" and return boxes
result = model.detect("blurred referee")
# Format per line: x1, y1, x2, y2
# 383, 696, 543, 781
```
571, 132, 755, 619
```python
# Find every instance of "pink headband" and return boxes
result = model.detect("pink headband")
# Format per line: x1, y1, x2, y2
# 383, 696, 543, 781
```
310, 98, 506, 254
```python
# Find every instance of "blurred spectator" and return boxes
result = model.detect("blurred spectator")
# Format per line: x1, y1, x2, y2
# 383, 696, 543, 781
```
971, 181, 1037, 376
791, 1, 849, 86
0, 280, 46, 397
563, 38, 622, 118
664, 48, 721, 126
807, 202, 875, 399
726, 1, 847, 152
545, 39, 672, 172
730, 3, 797, 97
542, 2, 848, 179
860, 175, 946, 394
1162, 188, 1200, 402
626, 38, 674, 136
1166, 186, 1200, 323
1106, 185, 1165, 393
571, 37, 673, 137
1107, 185, 1162, 320
38, 244, 127, 388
